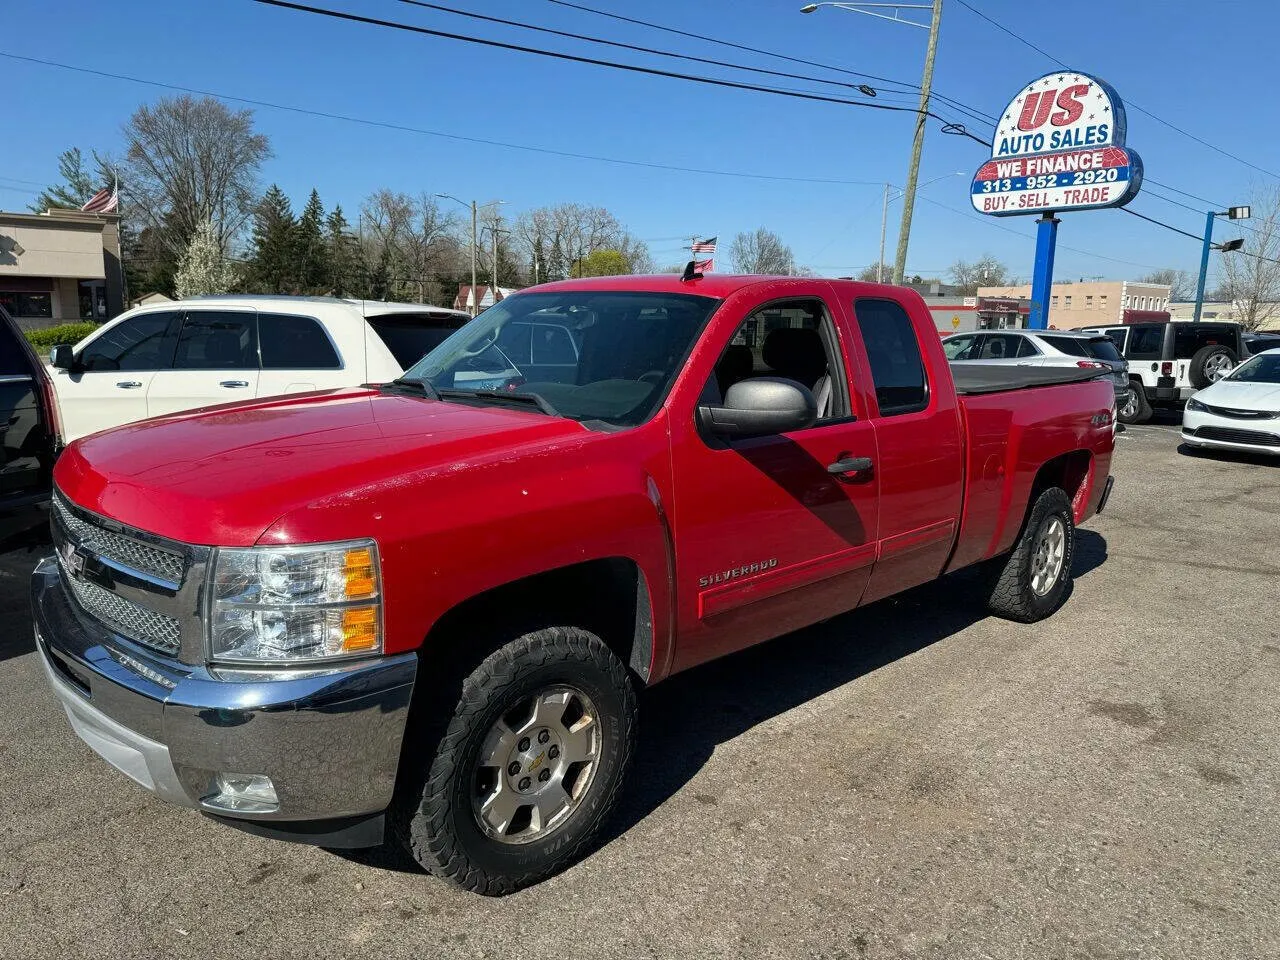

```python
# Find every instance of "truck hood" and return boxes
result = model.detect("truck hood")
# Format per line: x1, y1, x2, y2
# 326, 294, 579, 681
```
1195, 380, 1280, 411
54, 388, 588, 545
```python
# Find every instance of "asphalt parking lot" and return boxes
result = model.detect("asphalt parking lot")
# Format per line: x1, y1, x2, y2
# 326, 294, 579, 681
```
3, 420, 1279, 960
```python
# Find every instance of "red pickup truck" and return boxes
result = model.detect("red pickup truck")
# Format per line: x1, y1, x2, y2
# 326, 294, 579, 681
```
35, 275, 1115, 895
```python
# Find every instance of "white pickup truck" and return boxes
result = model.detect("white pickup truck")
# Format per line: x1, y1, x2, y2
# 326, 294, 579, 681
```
47, 296, 472, 442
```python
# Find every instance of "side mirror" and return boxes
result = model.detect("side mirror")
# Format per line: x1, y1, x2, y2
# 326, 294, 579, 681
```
697, 377, 817, 439
49, 344, 76, 370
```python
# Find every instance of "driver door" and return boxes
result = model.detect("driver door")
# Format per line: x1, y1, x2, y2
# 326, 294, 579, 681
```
667, 291, 880, 672
52, 310, 180, 442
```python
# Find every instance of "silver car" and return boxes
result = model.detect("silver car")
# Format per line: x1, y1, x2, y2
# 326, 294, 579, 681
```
942, 329, 1128, 401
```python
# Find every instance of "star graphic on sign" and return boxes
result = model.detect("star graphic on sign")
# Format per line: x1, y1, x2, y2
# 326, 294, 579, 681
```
1103, 105, 1110, 113
1089, 114, 1095, 120
1057, 75, 1066, 83
1004, 114, 1012, 122
1072, 75, 1082, 83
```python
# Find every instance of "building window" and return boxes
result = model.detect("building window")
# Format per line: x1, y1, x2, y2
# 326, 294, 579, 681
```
1100, 295, 1108, 311
1051, 295, 1058, 307
0, 292, 53, 318
1123, 296, 1130, 308
1085, 295, 1093, 309
1064, 295, 1072, 309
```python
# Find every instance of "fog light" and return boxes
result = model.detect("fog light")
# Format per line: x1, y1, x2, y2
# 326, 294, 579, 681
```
206, 772, 279, 813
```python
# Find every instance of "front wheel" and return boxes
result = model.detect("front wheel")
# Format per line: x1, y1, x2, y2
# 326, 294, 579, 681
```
394, 627, 637, 895
1117, 382, 1152, 424
985, 487, 1076, 623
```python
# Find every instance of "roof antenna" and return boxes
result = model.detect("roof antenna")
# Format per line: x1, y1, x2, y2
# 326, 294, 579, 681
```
681, 259, 703, 282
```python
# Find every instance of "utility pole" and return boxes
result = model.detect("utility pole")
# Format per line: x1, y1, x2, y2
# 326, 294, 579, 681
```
892, 0, 944, 286
470, 200, 478, 317
878, 182, 890, 283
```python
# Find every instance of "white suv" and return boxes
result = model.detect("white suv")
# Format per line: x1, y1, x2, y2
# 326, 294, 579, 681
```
47, 296, 472, 442
942, 328, 1128, 400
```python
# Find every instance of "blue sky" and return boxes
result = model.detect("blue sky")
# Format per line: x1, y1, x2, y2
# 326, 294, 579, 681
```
2, 0, 1273, 287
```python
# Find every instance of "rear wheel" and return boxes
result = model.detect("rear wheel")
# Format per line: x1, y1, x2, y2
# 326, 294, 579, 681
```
985, 487, 1076, 623
1117, 381, 1152, 424
394, 626, 636, 895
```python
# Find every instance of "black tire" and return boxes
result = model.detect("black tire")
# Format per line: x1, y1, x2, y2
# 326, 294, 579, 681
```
1116, 380, 1152, 424
985, 487, 1075, 623
1189, 344, 1238, 388
393, 627, 637, 895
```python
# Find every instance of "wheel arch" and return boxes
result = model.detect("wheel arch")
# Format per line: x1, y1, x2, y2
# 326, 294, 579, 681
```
1031, 448, 1094, 523
419, 557, 657, 686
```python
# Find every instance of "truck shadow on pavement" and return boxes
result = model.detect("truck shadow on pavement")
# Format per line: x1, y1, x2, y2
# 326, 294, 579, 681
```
605, 527, 1108, 843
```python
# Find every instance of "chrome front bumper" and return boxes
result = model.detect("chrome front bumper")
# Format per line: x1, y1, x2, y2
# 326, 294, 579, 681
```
33, 556, 417, 840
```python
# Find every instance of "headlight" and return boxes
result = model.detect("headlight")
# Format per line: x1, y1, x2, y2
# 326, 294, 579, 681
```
210, 540, 381, 663
1187, 398, 1208, 412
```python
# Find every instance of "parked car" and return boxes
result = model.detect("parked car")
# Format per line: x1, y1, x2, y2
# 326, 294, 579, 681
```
46, 296, 473, 442
35, 275, 1116, 895
0, 304, 60, 543
1243, 331, 1280, 356
942, 328, 1128, 402
1078, 320, 1246, 424
1181, 347, 1280, 456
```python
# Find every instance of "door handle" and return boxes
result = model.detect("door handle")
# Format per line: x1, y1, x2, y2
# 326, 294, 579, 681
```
827, 456, 873, 475
219, 380, 250, 388
116, 381, 143, 389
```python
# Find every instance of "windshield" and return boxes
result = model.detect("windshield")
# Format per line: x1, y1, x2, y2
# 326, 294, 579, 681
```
1226, 353, 1280, 383
404, 290, 720, 426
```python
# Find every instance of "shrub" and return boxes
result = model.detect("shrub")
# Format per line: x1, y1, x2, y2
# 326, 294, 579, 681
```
23, 322, 99, 350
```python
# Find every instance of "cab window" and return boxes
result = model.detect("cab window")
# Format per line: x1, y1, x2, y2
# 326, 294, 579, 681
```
853, 298, 928, 416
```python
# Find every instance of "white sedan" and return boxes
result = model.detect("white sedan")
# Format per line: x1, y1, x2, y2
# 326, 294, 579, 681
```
1181, 348, 1280, 456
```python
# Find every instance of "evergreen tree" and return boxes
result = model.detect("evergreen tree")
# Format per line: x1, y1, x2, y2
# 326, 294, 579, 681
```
247, 184, 297, 294
31, 147, 114, 211
325, 205, 360, 298
296, 189, 327, 294
369, 247, 392, 301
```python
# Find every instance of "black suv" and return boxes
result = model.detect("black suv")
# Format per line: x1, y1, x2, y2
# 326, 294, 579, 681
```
0, 305, 61, 543
1078, 321, 1246, 424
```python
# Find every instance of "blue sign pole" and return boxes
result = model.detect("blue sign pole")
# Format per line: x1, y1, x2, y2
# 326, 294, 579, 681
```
1027, 213, 1060, 330
1193, 209, 1216, 323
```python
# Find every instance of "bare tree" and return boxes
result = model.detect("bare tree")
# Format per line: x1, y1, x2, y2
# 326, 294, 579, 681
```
1140, 268, 1193, 302
1217, 185, 1280, 330
123, 95, 270, 257
728, 228, 794, 274
856, 262, 889, 282
358, 190, 463, 303
513, 203, 651, 281
949, 255, 1009, 295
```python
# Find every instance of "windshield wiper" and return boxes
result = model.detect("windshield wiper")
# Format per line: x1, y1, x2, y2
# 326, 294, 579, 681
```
438, 388, 561, 417
380, 377, 440, 400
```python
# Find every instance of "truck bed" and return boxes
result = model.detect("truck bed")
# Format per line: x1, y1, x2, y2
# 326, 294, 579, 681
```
950, 365, 1112, 395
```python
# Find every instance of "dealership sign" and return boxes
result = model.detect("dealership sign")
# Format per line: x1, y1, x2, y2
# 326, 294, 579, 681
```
971, 72, 1142, 216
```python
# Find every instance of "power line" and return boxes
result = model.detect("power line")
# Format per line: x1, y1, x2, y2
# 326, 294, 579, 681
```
1120, 208, 1204, 242
953, 0, 1280, 181
248, 1, 993, 146
0, 51, 894, 186
250, 0, 912, 113
539, 0, 920, 93
396, 0, 888, 100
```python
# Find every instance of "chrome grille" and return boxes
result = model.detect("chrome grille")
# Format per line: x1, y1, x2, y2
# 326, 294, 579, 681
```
52, 494, 185, 585
60, 563, 182, 654
1203, 404, 1278, 421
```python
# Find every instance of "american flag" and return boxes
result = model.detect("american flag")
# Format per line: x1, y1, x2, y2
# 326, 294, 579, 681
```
691, 237, 716, 253
81, 181, 119, 213
695, 258, 714, 273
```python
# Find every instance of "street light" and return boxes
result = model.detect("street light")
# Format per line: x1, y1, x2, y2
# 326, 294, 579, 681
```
801, 0, 944, 285
1193, 205, 1250, 322
877, 171, 963, 282
436, 194, 505, 315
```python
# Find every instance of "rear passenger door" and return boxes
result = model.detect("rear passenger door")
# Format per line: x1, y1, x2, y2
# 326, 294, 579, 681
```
844, 296, 965, 606
146, 309, 260, 418
257, 312, 347, 398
